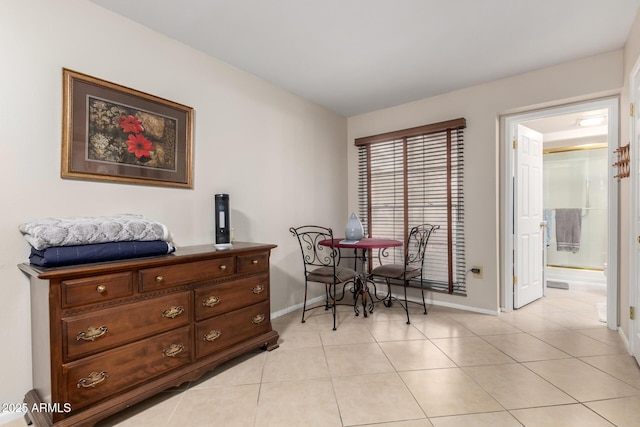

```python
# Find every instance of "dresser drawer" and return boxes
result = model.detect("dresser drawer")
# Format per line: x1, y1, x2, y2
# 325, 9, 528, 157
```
139, 257, 235, 291
63, 326, 192, 412
63, 291, 191, 361
196, 301, 270, 358
61, 272, 134, 308
237, 252, 269, 274
195, 274, 269, 321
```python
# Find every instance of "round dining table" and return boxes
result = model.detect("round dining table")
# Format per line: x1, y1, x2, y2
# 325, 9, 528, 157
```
319, 237, 402, 317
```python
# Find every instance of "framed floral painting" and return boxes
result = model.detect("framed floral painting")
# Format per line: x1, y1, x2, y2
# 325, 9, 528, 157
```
61, 69, 194, 188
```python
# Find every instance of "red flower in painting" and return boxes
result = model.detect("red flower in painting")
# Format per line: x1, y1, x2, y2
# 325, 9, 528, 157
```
119, 115, 144, 134
125, 134, 154, 158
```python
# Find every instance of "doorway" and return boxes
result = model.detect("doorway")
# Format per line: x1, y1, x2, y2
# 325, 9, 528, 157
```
501, 97, 619, 329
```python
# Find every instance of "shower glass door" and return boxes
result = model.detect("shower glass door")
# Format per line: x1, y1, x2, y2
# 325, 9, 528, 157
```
543, 146, 608, 271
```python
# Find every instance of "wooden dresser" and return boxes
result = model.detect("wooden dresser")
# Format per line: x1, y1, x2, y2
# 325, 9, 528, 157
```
18, 242, 279, 426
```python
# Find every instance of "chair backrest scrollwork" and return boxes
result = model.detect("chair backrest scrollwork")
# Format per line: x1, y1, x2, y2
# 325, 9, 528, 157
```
289, 225, 340, 275
405, 224, 440, 270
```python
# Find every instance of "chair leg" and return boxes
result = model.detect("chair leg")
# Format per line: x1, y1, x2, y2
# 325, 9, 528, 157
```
384, 279, 393, 307
404, 283, 410, 324
325, 285, 331, 310
301, 280, 309, 324
331, 283, 337, 331
420, 279, 428, 315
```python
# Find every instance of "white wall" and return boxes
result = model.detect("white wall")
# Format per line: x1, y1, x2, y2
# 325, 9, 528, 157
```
347, 50, 624, 314
0, 0, 348, 421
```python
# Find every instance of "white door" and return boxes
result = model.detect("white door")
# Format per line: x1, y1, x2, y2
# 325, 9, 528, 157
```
514, 124, 545, 308
632, 64, 640, 363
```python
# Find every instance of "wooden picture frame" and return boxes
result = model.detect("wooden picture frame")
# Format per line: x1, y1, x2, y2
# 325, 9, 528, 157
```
61, 68, 194, 188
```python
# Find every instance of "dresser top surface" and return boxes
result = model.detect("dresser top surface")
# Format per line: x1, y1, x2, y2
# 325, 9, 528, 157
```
19, 242, 277, 279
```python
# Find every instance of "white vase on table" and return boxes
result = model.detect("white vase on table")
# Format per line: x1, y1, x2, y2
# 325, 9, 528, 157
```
345, 212, 364, 240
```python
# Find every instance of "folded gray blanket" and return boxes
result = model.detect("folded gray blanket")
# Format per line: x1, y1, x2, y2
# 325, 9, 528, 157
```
19, 214, 171, 250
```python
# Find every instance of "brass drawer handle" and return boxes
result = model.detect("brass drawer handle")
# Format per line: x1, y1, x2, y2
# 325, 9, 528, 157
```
156, 275, 164, 283
77, 371, 109, 388
251, 284, 265, 294
203, 296, 221, 307
162, 305, 184, 319
219, 265, 227, 270
162, 343, 184, 357
96, 285, 107, 293
251, 314, 265, 324
252, 259, 259, 264
76, 326, 108, 342
204, 330, 221, 342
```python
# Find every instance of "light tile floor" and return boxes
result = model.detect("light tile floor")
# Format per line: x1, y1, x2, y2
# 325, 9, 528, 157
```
7, 283, 640, 426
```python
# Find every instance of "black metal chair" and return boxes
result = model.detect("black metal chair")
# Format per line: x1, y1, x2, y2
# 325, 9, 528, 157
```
369, 224, 439, 324
289, 225, 358, 330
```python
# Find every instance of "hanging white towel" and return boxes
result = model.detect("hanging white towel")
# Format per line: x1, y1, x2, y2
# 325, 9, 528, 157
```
555, 208, 581, 253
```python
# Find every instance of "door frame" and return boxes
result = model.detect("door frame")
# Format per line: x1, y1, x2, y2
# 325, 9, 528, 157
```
630, 58, 640, 359
500, 97, 619, 329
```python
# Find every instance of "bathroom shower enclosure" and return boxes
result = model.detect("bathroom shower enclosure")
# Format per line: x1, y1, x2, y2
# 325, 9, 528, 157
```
543, 145, 608, 285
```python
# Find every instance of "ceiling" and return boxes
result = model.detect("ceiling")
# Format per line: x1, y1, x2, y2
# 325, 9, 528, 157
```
523, 109, 609, 144
88, 0, 640, 117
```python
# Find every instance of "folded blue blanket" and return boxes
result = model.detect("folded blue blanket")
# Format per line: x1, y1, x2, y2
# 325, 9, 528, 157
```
29, 240, 175, 267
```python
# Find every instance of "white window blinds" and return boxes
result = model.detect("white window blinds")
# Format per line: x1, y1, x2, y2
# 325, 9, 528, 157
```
356, 118, 466, 294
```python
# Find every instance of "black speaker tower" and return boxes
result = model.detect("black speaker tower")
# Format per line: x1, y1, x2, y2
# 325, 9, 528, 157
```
215, 194, 231, 247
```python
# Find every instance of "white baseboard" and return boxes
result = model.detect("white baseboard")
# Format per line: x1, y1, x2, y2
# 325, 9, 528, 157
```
618, 326, 632, 355
271, 292, 500, 319
0, 410, 25, 426
270, 294, 328, 319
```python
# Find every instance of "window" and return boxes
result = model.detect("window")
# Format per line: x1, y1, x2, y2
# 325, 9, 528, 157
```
356, 118, 467, 295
